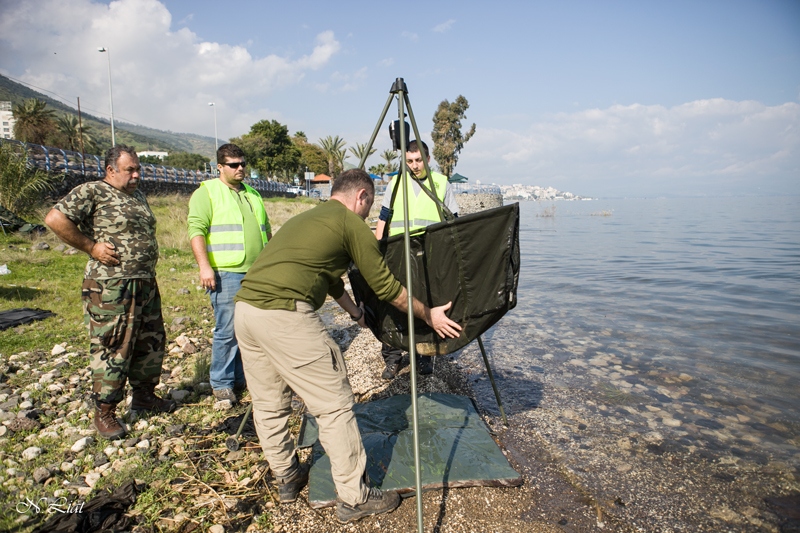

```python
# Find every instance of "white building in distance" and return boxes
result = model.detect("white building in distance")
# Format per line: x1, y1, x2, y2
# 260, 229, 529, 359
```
137, 151, 168, 159
0, 102, 16, 140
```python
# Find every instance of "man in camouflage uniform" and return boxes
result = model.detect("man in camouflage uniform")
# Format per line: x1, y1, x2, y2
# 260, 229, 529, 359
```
45, 145, 176, 439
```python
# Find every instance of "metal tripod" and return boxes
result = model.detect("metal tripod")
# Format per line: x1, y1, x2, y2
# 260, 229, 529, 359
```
359, 78, 508, 533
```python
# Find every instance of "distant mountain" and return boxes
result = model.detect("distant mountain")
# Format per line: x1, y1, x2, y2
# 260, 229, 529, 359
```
0, 73, 216, 157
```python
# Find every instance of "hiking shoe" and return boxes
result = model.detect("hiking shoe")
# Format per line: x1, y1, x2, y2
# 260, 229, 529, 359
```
93, 402, 126, 439
130, 387, 177, 413
213, 388, 238, 404
335, 487, 401, 523
416, 356, 434, 375
381, 361, 401, 380
277, 463, 309, 503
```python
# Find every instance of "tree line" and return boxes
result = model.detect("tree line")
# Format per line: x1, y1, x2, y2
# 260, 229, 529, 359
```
9, 95, 476, 184
11, 99, 100, 154
230, 94, 475, 183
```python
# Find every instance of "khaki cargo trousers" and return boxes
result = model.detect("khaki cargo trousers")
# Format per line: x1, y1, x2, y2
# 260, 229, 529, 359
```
234, 301, 369, 506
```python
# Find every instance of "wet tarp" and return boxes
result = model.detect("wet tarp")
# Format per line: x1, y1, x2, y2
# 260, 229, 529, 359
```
349, 203, 520, 356
0, 308, 55, 330
298, 393, 522, 508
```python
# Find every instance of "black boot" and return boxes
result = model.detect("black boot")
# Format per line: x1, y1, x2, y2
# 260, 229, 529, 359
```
416, 355, 434, 375
336, 487, 401, 523
381, 343, 403, 380
276, 463, 310, 503
381, 361, 401, 380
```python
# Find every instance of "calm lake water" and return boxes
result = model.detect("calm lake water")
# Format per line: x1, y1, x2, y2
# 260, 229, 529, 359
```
477, 196, 799, 463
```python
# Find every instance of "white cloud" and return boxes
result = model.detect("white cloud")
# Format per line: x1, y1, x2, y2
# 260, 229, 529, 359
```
401, 31, 419, 42
433, 19, 455, 33
0, 0, 340, 140
329, 67, 368, 92
378, 58, 395, 68
460, 99, 800, 196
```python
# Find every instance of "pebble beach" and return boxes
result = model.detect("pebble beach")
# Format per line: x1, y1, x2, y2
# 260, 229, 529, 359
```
1, 296, 798, 532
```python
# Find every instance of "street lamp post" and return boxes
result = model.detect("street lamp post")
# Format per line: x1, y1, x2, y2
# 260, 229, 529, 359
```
97, 47, 115, 147
208, 102, 218, 175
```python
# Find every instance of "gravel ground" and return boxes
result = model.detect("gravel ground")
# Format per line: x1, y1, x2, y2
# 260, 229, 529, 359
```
3, 300, 796, 532
259, 309, 609, 533
261, 304, 799, 533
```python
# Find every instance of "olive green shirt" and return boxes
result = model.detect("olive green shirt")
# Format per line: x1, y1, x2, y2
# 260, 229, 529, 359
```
236, 199, 402, 311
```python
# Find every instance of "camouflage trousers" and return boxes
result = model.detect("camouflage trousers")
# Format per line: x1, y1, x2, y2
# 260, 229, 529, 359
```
82, 277, 166, 405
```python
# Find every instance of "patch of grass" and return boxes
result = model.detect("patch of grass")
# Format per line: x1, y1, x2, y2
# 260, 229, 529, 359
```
192, 353, 211, 385
263, 196, 320, 231
0, 194, 352, 533
0, 232, 88, 355
1, 194, 321, 356
147, 194, 192, 252
254, 511, 274, 530
146, 193, 321, 255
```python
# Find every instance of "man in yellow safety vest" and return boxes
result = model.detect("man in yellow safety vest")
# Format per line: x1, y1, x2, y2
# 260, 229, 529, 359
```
374, 140, 459, 379
188, 143, 271, 405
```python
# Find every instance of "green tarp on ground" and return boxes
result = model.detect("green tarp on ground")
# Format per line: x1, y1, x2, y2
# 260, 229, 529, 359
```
298, 393, 522, 508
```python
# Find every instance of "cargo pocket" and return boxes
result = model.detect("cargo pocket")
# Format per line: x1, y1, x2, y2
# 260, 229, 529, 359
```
324, 336, 345, 373
82, 279, 131, 353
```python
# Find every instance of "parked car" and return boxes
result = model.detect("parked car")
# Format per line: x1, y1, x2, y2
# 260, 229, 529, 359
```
286, 186, 303, 196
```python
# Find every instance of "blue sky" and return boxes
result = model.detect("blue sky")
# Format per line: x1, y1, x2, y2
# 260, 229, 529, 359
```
1, 0, 798, 197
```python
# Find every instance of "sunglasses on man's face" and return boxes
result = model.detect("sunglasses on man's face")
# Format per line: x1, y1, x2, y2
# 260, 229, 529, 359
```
223, 161, 247, 169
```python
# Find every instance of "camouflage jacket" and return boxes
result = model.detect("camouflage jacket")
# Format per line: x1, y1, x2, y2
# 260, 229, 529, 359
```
53, 180, 159, 280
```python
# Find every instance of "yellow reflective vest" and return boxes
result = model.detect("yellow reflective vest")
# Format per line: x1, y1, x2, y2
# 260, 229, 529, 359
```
202, 179, 268, 268
388, 171, 449, 236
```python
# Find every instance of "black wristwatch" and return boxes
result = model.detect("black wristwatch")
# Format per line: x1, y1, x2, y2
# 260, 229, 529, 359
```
350, 307, 364, 321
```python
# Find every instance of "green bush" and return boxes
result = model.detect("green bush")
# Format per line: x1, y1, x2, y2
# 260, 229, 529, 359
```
0, 142, 62, 218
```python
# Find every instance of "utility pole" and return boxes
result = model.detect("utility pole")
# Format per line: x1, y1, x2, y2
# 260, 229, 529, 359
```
77, 97, 85, 154
98, 47, 115, 146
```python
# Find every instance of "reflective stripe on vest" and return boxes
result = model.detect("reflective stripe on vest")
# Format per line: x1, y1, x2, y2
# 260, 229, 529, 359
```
209, 224, 244, 232
207, 243, 245, 252
202, 179, 268, 268
388, 171, 449, 236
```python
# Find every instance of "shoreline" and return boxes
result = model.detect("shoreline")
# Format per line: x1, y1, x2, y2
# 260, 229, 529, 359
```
1, 300, 796, 531
302, 302, 799, 532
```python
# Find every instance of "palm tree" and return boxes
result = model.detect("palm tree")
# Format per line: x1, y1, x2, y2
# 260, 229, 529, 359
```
12, 99, 56, 144
0, 143, 61, 218
381, 149, 399, 173
56, 114, 96, 153
369, 163, 388, 178
348, 142, 376, 168
335, 148, 348, 173
317, 135, 346, 177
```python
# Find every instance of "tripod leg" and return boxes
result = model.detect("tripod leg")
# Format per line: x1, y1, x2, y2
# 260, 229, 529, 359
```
477, 336, 508, 426
226, 402, 253, 451
360, 92, 397, 169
